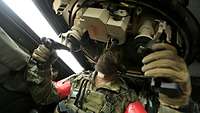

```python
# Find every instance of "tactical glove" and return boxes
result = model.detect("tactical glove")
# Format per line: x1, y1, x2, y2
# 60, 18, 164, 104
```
32, 44, 57, 64
141, 43, 191, 108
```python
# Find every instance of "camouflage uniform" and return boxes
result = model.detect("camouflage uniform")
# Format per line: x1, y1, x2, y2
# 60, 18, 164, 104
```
53, 71, 183, 113
26, 44, 195, 112
54, 71, 136, 113
26, 63, 59, 105
27, 43, 193, 113
26, 61, 197, 113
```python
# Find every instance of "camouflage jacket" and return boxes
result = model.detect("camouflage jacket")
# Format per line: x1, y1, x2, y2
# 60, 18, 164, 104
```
26, 63, 59, 105
54, 71, 136, 113
26, 63, 185, 112
55, 71, 184, 113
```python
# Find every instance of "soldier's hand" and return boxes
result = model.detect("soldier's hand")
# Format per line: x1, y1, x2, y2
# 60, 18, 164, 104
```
32, 44, 52, 63
141, 43, 191, 108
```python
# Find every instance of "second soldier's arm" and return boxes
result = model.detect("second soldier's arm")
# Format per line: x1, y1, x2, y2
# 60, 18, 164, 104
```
26, 45, 72, 105
142, 43, 191, 112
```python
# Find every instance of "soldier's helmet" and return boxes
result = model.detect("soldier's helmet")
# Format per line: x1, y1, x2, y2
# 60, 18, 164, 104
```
53, 0, 200, 76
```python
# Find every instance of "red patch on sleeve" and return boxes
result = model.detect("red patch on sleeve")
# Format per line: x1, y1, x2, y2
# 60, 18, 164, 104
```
125, 101, 147, 113
54, 80, 72, 99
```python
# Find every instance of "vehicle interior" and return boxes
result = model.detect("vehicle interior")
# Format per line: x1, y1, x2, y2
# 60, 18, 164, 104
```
0, 0, 200, 113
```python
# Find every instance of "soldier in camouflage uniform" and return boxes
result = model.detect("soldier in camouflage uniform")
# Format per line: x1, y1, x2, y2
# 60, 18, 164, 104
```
27, 44, 68, 105
27, 42, 192, 113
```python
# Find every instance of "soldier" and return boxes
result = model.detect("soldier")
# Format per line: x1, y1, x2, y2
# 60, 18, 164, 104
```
28, 42, 191, 113
26, 0, 200, 112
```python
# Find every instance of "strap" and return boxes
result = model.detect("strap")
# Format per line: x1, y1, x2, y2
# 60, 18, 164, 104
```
74, 71, 94, 108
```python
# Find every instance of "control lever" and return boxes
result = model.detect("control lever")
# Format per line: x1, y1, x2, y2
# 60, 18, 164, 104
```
29, 37, 70, 66
41, 37, 70, 51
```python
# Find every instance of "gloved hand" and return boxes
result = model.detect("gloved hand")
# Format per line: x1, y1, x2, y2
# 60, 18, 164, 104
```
32, 44, 57, 63
141, 43, 191, 108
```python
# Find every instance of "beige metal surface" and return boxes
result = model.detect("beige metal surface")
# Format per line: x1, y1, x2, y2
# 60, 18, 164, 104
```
106, 16, 130, 45
81, 8, 110, 42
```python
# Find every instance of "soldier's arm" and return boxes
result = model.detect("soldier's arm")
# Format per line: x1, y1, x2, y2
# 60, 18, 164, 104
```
26, 44, 72, 105
142, 43, 192, 112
